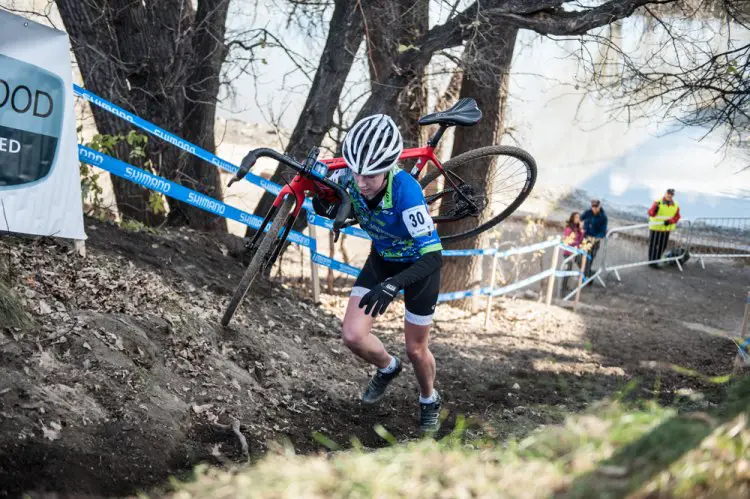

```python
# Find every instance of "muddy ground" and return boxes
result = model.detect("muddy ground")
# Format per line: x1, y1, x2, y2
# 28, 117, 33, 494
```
0, 217, 746, 498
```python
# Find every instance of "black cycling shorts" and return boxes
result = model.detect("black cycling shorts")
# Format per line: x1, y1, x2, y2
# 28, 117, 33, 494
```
352, 252, 440, 326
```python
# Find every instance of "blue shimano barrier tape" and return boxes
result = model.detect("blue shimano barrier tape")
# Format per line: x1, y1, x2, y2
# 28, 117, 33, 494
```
556, 270, 582, 278
74, 85, 348, 235
75, 89, 571, 304
495, 239, 559, 259
559, 243, 593, 260
490, 269, 553, 297
78, 145, 313, 248
442, 248, 497, 257
437, 286, 493, 303
311, 252, 361, 278
306, 212, 371, 239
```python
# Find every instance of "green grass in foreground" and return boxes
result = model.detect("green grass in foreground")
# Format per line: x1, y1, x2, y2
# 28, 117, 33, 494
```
160, 378, 750, 499
0, 277, 32, 330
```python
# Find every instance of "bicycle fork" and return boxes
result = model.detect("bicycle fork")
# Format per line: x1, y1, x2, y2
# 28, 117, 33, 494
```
244, 200, 300, 276
265, 213, 298, 274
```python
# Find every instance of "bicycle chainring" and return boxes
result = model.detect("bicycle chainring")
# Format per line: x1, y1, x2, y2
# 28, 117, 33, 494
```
450, 184, 487, 218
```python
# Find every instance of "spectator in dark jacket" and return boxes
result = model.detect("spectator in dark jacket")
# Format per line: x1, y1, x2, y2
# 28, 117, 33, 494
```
580, 199, 608, 277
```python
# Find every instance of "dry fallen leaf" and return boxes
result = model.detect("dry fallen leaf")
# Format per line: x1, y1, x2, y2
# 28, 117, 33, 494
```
192, 403, 213, 414
38, 300, 53, 315
41, 421, 62, 441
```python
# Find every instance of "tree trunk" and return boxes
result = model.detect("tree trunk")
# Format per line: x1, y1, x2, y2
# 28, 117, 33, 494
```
107, 0, 199, 228
56, 0, 162, 225
174, 0, 230, 232
249, 0, 363, 236
423, 70, 463, 198
438, 25, 519, 312
56, 0, 229, 232
363, 0, 429, 147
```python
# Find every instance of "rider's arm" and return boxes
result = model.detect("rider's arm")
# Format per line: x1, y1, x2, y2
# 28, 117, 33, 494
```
387, 251, 442, 289
386, 174, 443, 289
398, 173, 443, 255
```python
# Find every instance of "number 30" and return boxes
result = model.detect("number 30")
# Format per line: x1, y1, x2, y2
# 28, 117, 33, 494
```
409, 212, 425, 227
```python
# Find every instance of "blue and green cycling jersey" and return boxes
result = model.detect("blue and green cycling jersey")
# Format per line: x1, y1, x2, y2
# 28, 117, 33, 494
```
329, 167, 443, 262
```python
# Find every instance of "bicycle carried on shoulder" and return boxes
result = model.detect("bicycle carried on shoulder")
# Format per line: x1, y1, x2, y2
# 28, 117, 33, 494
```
220, 97, 537, 326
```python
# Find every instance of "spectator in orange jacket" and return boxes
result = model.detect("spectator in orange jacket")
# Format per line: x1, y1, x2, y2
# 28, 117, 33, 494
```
647, 188, 681, 268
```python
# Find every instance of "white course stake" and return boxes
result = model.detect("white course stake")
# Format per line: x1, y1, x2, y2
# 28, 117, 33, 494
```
308, 224, 320, 303
545, 245, 560, 307
484, 243, 500, 329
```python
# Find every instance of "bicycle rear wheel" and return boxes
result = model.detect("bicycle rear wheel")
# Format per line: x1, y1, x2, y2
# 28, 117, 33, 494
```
221, 196, 295, 326
419, 145, 536, 243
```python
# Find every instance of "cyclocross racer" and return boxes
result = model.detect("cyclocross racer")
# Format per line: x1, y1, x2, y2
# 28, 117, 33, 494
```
313, 114, 444, 433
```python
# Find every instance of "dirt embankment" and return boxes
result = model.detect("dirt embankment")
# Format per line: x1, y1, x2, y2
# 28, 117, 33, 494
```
0, 217, 744, 498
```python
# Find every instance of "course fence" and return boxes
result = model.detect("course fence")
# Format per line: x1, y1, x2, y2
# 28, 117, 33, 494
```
599, 217, 749, 280
686, 217, 750, 268
75, 85, 592, 312
600, 220, 693, 281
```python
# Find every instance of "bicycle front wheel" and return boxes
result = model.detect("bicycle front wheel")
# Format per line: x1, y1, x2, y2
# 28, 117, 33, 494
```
419, 145, 537, 243
221, 195, 295, 327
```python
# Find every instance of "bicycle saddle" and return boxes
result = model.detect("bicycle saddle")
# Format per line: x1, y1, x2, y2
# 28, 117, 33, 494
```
418, 97, 482, 127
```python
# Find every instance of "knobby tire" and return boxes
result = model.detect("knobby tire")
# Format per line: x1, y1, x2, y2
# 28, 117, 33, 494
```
221, 196, 295, 326
419, 145, 537, 243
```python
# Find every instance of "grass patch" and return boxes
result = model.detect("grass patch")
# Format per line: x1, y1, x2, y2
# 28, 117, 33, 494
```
159, 377, 750, 498
0, 277, 32, 329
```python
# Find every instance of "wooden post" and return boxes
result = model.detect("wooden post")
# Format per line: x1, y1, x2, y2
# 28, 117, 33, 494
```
74, 240, 87, 258
574, 253, 587, 311
545, 244, 560, 307
484, 244, 499, 329
742, 291, 750, 339
308, 224, 320, 304
327, 232, 335, 293
733, 291, 750, 373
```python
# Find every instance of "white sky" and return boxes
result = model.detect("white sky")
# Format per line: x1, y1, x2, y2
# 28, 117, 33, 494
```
5, 0, 749, 218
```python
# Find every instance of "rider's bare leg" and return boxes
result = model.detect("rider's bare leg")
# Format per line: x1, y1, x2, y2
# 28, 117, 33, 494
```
341, 295, 392, 368
404, 321, 435, 398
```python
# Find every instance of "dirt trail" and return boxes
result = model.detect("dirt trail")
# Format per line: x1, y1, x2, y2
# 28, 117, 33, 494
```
0, 217, 744, 498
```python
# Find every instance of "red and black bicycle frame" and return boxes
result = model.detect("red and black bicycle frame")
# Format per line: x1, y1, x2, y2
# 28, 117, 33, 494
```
241, 125, 477, 271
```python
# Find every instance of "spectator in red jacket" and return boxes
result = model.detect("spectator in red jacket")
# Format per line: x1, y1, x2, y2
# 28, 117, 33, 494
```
647, 188, 681, 268
561, 212, 585, 294
563, 212, 585, 255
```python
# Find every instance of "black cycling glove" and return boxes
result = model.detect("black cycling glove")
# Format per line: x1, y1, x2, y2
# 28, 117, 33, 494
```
359, 279, 400, 317
312, 196, 340, 219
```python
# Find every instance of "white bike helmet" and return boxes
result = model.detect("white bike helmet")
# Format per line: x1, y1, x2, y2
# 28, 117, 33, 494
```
342, 114, 403, 176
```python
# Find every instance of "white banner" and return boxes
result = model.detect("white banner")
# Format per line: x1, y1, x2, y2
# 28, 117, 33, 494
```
0, 10, 86, 240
